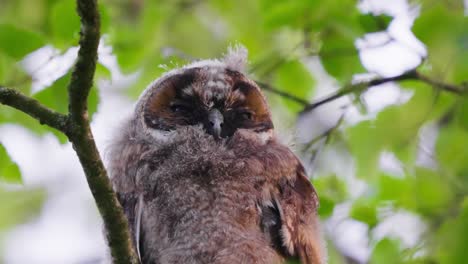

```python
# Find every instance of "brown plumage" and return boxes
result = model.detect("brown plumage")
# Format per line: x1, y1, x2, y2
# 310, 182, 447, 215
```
108, 47, 326, 264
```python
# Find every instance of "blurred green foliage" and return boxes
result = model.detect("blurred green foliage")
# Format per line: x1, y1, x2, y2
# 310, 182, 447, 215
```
0, 188, 46, 231
0, 0, 467, 263
0, 143, 46, 258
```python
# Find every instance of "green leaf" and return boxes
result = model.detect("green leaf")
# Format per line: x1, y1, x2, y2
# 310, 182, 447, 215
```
320, 30, 364, 82
347, 83, 434, 179
0, 143, 21, 184
49, 1, 80, 47
436, 125, 468, 176
33, 74, 70, 114
370, 238, 403, 264
0, 0, 50, 34
393, 140, 417, 167
456, 97, 468, 132
261, 0, 314, 30
99, 2, 111, 34
314, 175, 348, 200
317, 196, 334, 218
0, 53, 32, 95
314, 174, 348, 218
34, 72, 100, 122
347, 120, 382, 179
374, 105, 424, 148
350, 198, 378, 227
28, 73, 75, 144
315, 1, 365, 82
95, 62, 112, 80
377, 174, 412, 207
273, 59, 315, 112
0, 107, 68, 144
0, 188, 46, 231
413, 167, 453, 217
88, 84, 100, 120
109, 2, 167, 72
436, 198, 468, 264
359, 14, 393, 33
412, 4, 468, 83
0, 53, 9, 83
377, 168, 453, 217
0, 24, 45, 59
325, 240, 352, 264
375, 82, 433, 147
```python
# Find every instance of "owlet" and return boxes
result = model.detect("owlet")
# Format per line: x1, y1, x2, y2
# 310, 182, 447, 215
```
108, 46, 326, 264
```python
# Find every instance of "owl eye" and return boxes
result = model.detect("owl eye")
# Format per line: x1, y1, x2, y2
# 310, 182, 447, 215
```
238, 110, 253, 120
170, 103, 191, 113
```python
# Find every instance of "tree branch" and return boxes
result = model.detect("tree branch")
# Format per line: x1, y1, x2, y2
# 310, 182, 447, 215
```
413, 71, 466, 95
302, 113, 346, 153
256, 70, 467, 116
299, 70, 467, 115
300, 71, 418, 114
0, 1, 139, 263
0, 86, 68, 131
68, 0, 101, 126
256, 81, 310, 106
0, 1, 139, 262
66, 1, 139, 263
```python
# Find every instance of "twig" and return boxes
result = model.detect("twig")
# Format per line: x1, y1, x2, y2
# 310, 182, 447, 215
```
257, 70, 466, 118
300, 70, 467, 115
414, 71, 465, 95
300, 71, 417, 114
256, 81, 310, 106
0, 86, 68, 131
256, 72, 419, 112
302, 113, 346, 152
303, 112, 346, 168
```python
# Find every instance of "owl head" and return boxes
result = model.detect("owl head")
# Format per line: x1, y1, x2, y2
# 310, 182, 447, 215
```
134, 46, 274, 142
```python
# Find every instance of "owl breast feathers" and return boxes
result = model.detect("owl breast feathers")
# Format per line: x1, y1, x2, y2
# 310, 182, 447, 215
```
108, 46, 326, 264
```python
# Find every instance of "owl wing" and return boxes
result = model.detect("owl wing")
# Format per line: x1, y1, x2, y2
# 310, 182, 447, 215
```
261, 163, 325, 264
115, 191, 143, 260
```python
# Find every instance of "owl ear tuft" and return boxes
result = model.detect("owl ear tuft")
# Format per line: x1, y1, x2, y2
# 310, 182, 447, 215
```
224, 44, 248, 73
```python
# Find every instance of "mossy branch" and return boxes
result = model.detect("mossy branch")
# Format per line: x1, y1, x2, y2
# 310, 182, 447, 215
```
0, 86, 68, 131
0, 1, 139, 263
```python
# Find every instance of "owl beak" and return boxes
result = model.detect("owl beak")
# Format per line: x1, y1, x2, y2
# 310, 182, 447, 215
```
206, 108, 224, 139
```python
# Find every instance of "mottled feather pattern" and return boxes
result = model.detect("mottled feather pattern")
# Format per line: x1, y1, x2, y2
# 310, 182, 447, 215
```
108, 47, 326, 264
109, 122, 324, 263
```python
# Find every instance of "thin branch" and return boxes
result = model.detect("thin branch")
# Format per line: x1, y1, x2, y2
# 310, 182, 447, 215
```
302, 112, 346, 168
414, 71, 466, 95
0, 86, 68, 132
300, 71, 418, 114
300, 70, 467, 115
256, 72, 419, 111
256, 81, 310, 106
302, 113, 346, 153
66, 1, 139, 263
257, 69, 467, 117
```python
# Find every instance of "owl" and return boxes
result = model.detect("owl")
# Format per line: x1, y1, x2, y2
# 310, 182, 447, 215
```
108, 46, 326, 264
